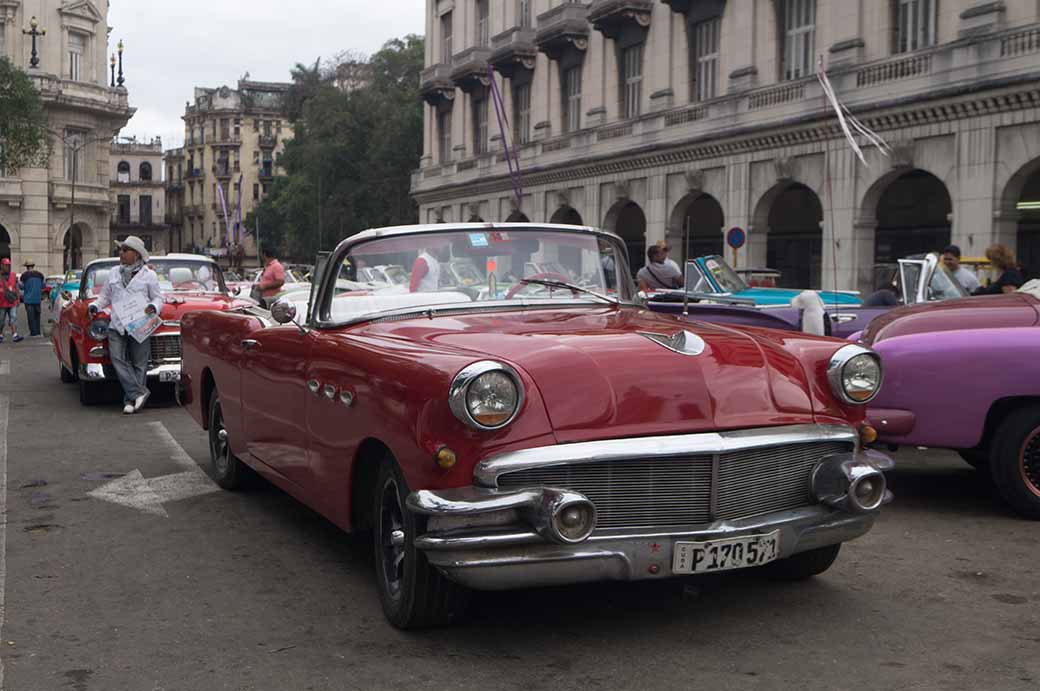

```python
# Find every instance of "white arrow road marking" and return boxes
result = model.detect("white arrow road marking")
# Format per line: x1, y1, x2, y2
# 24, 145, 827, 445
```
87, 422, 218, 517
0, 395, 9, 690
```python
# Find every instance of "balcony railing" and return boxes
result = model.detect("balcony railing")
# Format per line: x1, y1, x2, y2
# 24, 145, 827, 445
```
535, 2, 591, 60
856, 52, 933, 88
490, 27, 538, 78
746, 81, 806, 110
1001, 26, 1040, 57
258, 134, 277, 148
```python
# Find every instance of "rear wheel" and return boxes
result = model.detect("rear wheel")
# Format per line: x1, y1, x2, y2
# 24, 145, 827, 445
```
208, 392, 245, 490
989, 406, 1040, 519
763, 544, 841, 581
372, 458, 468, 629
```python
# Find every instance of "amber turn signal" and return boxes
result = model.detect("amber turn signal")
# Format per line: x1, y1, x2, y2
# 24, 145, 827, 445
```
859, 424, 879, 445
435, 447, 457, 469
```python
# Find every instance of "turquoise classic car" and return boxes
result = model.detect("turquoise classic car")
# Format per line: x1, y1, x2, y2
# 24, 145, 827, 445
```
687, 255, 862, 306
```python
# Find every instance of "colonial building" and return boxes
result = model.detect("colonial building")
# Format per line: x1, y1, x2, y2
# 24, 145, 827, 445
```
412, 1, 1040, 294
174, 79, 292, 262
163, 146, 185, 250
109, 136, 171, 255
0, 0, 133, 274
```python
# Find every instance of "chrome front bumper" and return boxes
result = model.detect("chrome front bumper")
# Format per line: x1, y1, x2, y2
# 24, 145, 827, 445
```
79, 362, 181, 382
407, 427, 894, 591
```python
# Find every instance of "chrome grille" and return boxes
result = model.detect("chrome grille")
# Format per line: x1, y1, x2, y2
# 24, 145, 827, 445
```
150, 334, 181, 363
496, 441, 852, 530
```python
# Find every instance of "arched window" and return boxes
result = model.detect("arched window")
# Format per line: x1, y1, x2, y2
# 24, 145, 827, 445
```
139, 162, 152, 181
117, 161, 130, 183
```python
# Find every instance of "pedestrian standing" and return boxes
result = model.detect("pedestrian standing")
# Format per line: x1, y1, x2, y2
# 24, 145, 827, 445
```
974, 244, 1025, 295
0, 258, 23, 343
254, 244, 285, 307
90, 236, 162, 415
637, 245, 684, 293
941, 245, 980, 293
19, 260, 45, 337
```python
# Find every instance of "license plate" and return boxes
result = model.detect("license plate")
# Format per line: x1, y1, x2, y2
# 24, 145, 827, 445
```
672, 531, 781, 575
159, 370, 180, 383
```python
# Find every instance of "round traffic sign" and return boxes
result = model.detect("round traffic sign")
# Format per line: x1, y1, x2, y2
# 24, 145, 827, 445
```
726, 227, 746, 250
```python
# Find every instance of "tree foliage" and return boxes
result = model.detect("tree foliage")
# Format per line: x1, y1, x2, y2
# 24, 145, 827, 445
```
248, 35, 424, 261
0, 58, 51, 172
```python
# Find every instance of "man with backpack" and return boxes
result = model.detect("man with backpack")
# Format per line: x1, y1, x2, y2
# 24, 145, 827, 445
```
19, 260, 45, 337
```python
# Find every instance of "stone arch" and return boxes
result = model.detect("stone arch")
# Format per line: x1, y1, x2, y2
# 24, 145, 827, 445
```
1001, 158, 1040, 277
550, 206, 583, 225
668, 191, 724, 260
869, 169, 952, 265
505, 210, 530, 222
139, 161, 153, 181
751, 182, 824, 289
604, 200, 646, 273
62, 222, 94, 271
0, 224, 10, 262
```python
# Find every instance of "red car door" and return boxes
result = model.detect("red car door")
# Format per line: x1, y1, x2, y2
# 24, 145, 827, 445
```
303, 329, 368, 522
240, 326, 317, 492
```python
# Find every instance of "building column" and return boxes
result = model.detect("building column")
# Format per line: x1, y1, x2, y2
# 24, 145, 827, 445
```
822, 145, 860, 293
954, 127, 1001, 256
646, 172, 667, 247
727, 160, 755, 269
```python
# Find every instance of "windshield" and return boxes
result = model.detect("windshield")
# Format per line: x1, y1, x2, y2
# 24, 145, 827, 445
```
899, 261, 925, 304
80, 259, 227, 297
927, 261, 969, 301
318, 228, 632, 324
701, 256, 748, 293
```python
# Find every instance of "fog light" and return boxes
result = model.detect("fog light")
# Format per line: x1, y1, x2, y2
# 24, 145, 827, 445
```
850, 472, 885, 511
551, 500, 596, 543
860, 424, 878, 445
435, 447, 456, 469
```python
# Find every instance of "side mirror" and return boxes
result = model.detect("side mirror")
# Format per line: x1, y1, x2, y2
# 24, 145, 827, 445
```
270, 298, 297, 325
233, 286, 242, 296
61, 290, 72, 301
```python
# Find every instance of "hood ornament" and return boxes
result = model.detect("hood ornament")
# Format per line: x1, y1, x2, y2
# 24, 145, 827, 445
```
639, 330, 706, 356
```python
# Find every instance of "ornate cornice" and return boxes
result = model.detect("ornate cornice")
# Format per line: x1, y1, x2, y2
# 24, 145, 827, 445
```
413, 83, 1040, 204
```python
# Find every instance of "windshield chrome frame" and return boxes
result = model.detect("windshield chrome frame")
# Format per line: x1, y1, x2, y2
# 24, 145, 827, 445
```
310, 223, 637, 330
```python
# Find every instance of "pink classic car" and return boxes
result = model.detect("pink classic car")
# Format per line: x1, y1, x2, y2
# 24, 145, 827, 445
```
864, 287, 1040, 518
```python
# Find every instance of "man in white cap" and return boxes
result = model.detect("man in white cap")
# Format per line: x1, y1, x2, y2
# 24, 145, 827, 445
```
89, 236, 162, 414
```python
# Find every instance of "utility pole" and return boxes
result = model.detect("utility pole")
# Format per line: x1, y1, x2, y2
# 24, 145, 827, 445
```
317, 173, 323, 253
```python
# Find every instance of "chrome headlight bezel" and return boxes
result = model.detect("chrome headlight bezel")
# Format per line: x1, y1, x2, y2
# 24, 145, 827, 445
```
88, 317, 110, 341
827, 344, 883, 405
449, 360, 525, 431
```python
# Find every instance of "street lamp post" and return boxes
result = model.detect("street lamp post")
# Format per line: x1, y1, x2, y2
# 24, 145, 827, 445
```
116, 40, 125, 87
110, 54, 116, 88
22, 16, 46, 69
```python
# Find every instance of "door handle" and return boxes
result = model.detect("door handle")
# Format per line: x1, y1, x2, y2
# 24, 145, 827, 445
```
241, 339, 260, 350
307, 379, 320, 395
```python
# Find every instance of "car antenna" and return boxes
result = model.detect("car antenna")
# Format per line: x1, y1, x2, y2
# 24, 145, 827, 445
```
682, 215, 691, 318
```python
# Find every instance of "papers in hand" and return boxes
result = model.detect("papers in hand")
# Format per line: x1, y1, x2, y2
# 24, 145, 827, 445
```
113, 293, 161, 343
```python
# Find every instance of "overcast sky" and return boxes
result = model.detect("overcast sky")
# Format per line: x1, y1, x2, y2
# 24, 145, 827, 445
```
108, 1, 425, 149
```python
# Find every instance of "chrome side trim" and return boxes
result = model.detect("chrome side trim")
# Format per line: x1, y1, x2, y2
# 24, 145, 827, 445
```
474, 423, 858, 488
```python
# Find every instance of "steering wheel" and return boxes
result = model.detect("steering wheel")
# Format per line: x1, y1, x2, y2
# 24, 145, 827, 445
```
505, 272, 578, 300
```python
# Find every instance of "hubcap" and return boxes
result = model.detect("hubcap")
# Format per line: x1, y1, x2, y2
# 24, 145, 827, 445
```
211, 403, 229, 475
380, 479, 406, 601
1021, 427, 1040, 498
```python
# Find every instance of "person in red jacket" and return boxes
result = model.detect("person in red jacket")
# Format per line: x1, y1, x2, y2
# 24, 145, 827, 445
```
0, 258, 23, 343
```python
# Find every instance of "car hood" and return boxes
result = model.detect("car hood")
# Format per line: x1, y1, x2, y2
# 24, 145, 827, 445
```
861, 293, 1040, 345
87, 292, 248, 321
735, 287, 862, 306
363, 307, 821, 442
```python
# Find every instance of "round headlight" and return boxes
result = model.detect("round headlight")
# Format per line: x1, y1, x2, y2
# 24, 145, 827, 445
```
827, 345, 882, 405
449, 361, 524, 430
88, 318, 110, 341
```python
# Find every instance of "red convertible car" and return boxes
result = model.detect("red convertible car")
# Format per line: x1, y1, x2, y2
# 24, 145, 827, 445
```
180, 223, 893, 628
52, 253, 249, 405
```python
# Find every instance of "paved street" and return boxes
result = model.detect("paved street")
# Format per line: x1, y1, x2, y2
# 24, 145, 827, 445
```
0, 307, 1034, 690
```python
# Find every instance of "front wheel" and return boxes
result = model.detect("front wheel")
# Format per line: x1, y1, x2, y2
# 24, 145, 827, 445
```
989, 406, 1040, 519
372, 459, 468, 629
762, 544, 841, 581
59, 358, 75, 383
208, 392, 245, 490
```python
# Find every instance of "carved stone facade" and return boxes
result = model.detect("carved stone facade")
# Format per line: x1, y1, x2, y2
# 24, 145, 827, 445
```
0, 0, 134, 274
413, 0, 1040, 292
